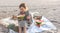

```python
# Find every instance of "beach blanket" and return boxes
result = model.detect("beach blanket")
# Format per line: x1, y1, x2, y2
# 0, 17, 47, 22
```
27, 16, 57, 33
0, 16, 57, 33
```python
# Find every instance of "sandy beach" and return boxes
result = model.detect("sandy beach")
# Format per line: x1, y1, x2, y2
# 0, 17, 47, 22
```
0, 0, 60, 33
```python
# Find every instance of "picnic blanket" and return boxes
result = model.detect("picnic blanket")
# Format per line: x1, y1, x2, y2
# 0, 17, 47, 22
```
0, 16, 57, 33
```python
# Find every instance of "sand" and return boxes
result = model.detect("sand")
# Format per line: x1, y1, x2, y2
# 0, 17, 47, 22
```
0, 0, 60, 33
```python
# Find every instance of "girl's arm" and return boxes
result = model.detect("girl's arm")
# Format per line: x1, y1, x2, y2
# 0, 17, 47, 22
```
26, 11, 31, 20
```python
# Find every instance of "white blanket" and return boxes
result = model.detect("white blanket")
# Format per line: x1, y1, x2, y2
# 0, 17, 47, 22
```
0, 16, 57, 33
27, 16, 57, 33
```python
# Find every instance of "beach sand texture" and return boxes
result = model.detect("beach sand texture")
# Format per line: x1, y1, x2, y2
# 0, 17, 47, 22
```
0, 0, 60, 33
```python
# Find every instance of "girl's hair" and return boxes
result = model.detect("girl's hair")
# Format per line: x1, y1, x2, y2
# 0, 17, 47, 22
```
19, 3, 26, 9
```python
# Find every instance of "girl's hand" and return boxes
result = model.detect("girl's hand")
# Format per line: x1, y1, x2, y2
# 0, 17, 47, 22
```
26, 16, 31, 20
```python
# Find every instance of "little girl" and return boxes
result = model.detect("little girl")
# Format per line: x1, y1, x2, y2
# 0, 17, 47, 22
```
18, 3, 31, 33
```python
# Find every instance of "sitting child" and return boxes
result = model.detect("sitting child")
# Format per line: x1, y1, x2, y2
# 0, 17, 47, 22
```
33, 15, 43, 27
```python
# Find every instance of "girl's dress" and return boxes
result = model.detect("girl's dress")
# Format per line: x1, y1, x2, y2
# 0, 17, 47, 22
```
18, 11, 32, 27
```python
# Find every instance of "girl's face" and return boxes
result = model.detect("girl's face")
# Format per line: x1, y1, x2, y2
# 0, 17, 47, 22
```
20, 7, 26, 12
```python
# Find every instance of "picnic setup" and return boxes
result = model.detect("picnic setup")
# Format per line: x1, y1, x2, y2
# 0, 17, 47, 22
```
0, 12, 58, 33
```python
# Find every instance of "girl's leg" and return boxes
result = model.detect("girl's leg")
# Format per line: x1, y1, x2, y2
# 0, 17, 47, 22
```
19, 27, 22, 33
24, 26, 26, 33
